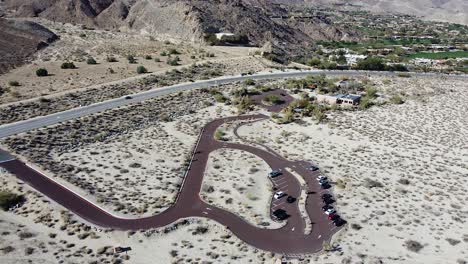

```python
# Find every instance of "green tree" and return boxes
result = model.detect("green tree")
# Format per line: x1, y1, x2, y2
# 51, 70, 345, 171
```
136, 66, 148, 74
36, 68, 48, 77
355, 57, 385, 71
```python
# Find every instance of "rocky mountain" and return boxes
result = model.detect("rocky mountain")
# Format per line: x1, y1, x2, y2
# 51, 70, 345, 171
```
0, 0, 359, 59
0, 18, 58, 74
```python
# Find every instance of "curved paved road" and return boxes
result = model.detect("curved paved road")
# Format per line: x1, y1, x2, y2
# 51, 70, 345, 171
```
0, 114, 341, 255
0, 69, 466, 139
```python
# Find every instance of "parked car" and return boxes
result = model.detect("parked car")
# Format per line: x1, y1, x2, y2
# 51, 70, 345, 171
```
325, 208, 336, 215
320, 181, 331, 189
272, 209, 288, 221
333, 218, 347, 226
274, 191, 286, 199
317, 176, 327, 181
323, 197, 335, 205
308, 165, 319, 171
124, 95, 133, 100
321, 193, 333, 199
286, 196, 296, 203
268, 170, 282, 178
322, 205, 334, 211
328, 214, 340, 221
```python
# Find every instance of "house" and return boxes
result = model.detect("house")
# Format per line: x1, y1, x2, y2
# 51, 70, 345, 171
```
315, 94, 361, 106
215, 32, 235, 40
336, 94, 361, 105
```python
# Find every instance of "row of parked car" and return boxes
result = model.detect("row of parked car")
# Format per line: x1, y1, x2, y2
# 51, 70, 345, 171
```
318, 178, 346, 227
268, 170, 296, 221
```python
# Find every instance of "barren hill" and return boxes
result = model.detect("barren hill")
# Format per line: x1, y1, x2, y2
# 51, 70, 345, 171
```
0, 18, 58, 74
0, 0, 358, 58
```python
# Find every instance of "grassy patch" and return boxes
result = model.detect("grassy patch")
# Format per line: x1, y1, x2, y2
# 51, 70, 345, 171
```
407, 51, 468, 60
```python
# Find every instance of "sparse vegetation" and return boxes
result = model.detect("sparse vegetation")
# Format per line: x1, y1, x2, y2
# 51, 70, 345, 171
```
61, 62, 76, 69
136, 66, 148, 74
0, 190, 24, 211
35, 68, 48, 77
8, 81, 20, 87
86, 57, 97, 65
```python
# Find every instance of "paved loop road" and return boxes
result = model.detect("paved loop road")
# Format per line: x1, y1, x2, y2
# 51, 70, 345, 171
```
0, 114, 341, 254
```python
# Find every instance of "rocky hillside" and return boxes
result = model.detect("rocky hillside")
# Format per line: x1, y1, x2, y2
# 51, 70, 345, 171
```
0, 18, 58, 74
0, 0, 358, 59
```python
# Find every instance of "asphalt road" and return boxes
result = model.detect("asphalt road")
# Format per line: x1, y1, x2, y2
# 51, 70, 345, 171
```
0, 114, 342, 254
0, 69, 465, 139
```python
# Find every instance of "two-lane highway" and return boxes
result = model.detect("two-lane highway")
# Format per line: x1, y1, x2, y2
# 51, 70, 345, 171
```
1, 69, 465, 139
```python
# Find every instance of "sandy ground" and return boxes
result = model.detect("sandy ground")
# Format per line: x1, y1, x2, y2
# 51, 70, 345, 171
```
0, 170, 283, 264
2, 74, 467, 263
201, 148, 284, 228
0, 18, 262, 105
236, 76, 468, 263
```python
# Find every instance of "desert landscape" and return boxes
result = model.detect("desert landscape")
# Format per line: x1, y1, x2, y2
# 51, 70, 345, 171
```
0, 0, 467, 263
1, 73, 466, 263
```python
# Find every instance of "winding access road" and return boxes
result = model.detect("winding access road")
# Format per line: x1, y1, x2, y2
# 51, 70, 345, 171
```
0, 114, 340, 255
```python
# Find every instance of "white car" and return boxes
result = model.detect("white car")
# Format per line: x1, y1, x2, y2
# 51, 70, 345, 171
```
274, 191, 286, 199
317, 175, 327, 181
325, 208, 336, 215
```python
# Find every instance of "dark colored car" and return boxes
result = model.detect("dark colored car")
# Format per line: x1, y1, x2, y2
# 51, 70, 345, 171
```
125, 95, 133, 100
272, 209, 289, 221
308, 165, 319, 171
323, 197, 335, 205
286, 196, 296, 203
333, 218, 347, 227
321, 193, 333, 199
322, 204, 334, 211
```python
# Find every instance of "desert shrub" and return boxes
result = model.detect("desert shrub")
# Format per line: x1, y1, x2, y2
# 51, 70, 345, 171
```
18, 232, 35, 239
8, 81, 20, 86
365, 86, 378, 98
160, 51, 168, 56
136, 66, 148, 74
36, 68, 48, 77
154, 57, 161, 62
193, 226, 209, 235
145, 55, 152, 60
0, 191, 24, 211
167, 56, 180, 66
335, 179, 346, 189
24, 247, 34, 255
127, 55, 137, 64
214, 93, 228, 103
106, 56, 118, 62
168, 48, 180, 55
79, 33, 86, 38
405, 240, 424, 252
214, 129, 225, 141
86, 57, 97, 65
264, 94, 283, 105
0, 246, 15, 254
61, 62, 76, 69
390, 95, 405, 104
244, 78, 255, 86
